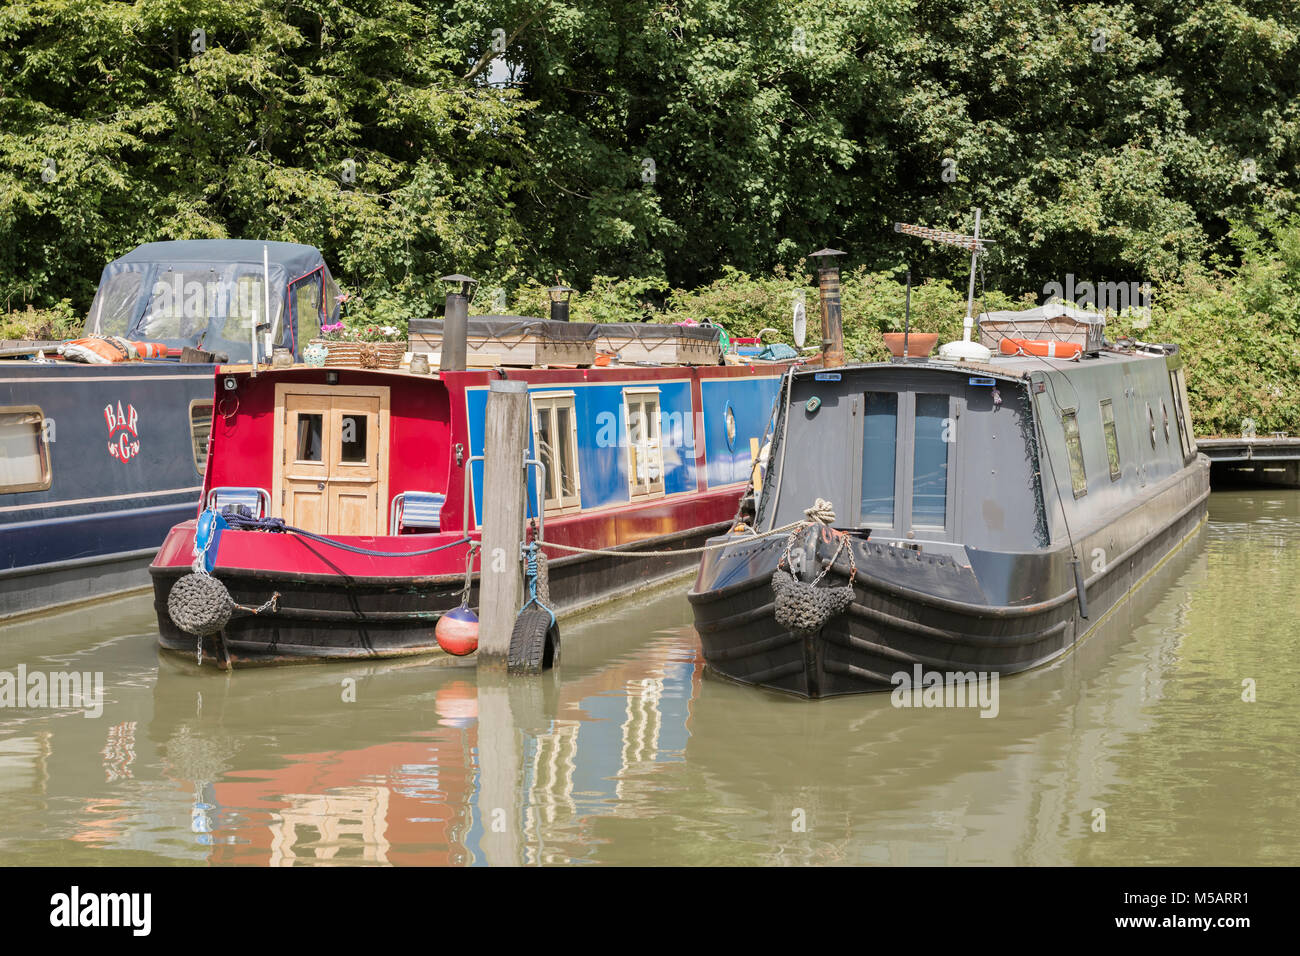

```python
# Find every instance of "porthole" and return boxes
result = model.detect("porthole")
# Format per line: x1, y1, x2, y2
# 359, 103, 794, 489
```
1161, 400, 1170, 443
1147, 404, 1156, 449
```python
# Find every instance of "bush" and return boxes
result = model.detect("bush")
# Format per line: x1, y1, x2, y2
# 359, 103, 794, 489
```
0, 300, 82, 341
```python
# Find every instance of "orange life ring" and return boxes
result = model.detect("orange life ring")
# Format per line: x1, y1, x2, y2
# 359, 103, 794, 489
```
999, 337, 1082, 359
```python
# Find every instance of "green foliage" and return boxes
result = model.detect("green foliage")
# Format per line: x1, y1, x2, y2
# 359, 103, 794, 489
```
0, 300, 80, 340
1109, 213, 1300, 436
1, 1, 1297, 432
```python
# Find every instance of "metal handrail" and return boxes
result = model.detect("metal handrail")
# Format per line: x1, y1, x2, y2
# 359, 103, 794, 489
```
524, 456, 547, 542
389, 492, 405, 536
457, 452, 547, 542
207, 486, 271, 517
461, 454, 485, 535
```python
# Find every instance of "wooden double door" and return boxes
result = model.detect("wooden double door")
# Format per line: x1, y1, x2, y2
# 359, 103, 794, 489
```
273, 384, 390, 536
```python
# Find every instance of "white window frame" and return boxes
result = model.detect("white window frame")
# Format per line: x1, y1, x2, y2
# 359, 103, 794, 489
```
0, 405, 53, 494
189, 399, 214, 476
622, 387, 665, 499
531, 391, 582, 513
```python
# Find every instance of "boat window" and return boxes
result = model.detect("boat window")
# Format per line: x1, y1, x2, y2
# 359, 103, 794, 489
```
86, 270, 144, 337
292, 274, 323, 340
1146, 404, 1156, 449
624, 389, 664, 498
532, 393, 581, 511
1100, 399, 1121, 480
0, 406, 51, 494
295, 414, 324, 462
213, 273, 284, 348
1062, 409, 1087, 497
912, 393, 951, 527
340, 415, 368, 463
860, 392, 897, 525
136, 271, 212, 341
1161, 400, 1170, 444
1169, 370, 1194, 457
189, 400, 213, 475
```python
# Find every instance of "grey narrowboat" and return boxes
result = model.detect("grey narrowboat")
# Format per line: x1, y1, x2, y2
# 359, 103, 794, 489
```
688, 334, 1210, 698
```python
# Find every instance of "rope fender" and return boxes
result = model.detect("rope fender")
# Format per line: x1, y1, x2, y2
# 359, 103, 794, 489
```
771, 501, 859, 636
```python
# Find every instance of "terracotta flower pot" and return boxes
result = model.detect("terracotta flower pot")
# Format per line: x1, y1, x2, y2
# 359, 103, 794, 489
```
883, 332, 939, 358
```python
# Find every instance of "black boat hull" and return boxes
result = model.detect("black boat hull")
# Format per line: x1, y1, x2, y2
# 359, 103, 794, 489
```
688, 465, 1211, 698
151, 521, 729, 666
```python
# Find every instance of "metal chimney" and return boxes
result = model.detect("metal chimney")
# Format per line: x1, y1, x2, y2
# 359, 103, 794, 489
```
548, 285, 574, 323
439, 274, 477, 372
809, 248, 847, 367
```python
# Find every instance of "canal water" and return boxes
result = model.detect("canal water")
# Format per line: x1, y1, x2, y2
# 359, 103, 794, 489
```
0, 490, 1295, 866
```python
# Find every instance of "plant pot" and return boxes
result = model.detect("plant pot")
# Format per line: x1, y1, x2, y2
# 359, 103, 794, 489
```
303, 342, 329, 367
883, 332, 939, 359
309, 339, 404, 369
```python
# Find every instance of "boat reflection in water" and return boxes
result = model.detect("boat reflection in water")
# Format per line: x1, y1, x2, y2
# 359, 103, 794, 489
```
2, 493, 1295, 865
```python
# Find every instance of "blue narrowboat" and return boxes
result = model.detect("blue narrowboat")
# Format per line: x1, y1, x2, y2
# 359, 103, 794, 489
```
0, 240, 340, 621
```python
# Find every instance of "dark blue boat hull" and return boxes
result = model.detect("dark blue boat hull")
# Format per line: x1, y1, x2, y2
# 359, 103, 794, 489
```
0, 362, 213, 621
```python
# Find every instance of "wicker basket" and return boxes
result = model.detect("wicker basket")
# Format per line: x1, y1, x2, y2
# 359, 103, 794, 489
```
310, 339, 405, 369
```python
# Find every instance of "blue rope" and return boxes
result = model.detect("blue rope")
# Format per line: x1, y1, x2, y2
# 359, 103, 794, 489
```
219, 508, 472, 558
518, 541, 556, 628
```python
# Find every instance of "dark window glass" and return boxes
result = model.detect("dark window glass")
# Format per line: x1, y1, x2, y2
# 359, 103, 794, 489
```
295, 413, 323, 461
860, 392, 898, 525
912, 393, 950, 526
340, 415, 367, 463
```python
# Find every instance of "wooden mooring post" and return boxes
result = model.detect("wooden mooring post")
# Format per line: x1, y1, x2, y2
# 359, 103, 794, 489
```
477, 379, 529, 665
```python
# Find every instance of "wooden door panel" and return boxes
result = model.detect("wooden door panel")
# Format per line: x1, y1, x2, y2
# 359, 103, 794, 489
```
287, 485, 328, 534
330, 484, 378, 536
273, 384, 389, 537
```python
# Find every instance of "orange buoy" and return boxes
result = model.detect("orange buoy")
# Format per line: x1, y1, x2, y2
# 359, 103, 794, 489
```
435, 605, 479, 656
999, 337, 1083, 359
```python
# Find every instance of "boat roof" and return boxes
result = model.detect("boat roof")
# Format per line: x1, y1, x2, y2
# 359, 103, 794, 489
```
110, 239, 328, 275
795, 346, 1176, 383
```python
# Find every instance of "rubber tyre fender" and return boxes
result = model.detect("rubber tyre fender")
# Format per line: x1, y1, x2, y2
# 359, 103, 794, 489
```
508, 607, 560, 674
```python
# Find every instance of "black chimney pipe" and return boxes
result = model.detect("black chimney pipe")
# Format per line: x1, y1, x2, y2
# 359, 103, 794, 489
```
440, 274, 476, 372
548, 285, 574, 323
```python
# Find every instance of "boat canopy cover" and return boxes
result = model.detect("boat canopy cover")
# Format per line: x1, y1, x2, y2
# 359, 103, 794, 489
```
85, 240, 340, 360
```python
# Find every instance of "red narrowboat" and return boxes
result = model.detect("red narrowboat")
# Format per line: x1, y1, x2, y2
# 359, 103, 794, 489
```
150, 343, 787, 666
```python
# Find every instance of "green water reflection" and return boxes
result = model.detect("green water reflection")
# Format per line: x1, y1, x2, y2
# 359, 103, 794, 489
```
0, 490, 1294, 865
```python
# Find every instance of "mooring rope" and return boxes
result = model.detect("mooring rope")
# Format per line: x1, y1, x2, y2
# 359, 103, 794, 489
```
215, 500, 844, 562
518, 541, 556, 629
220, 511, 472, 558
533, 499, 845, 558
